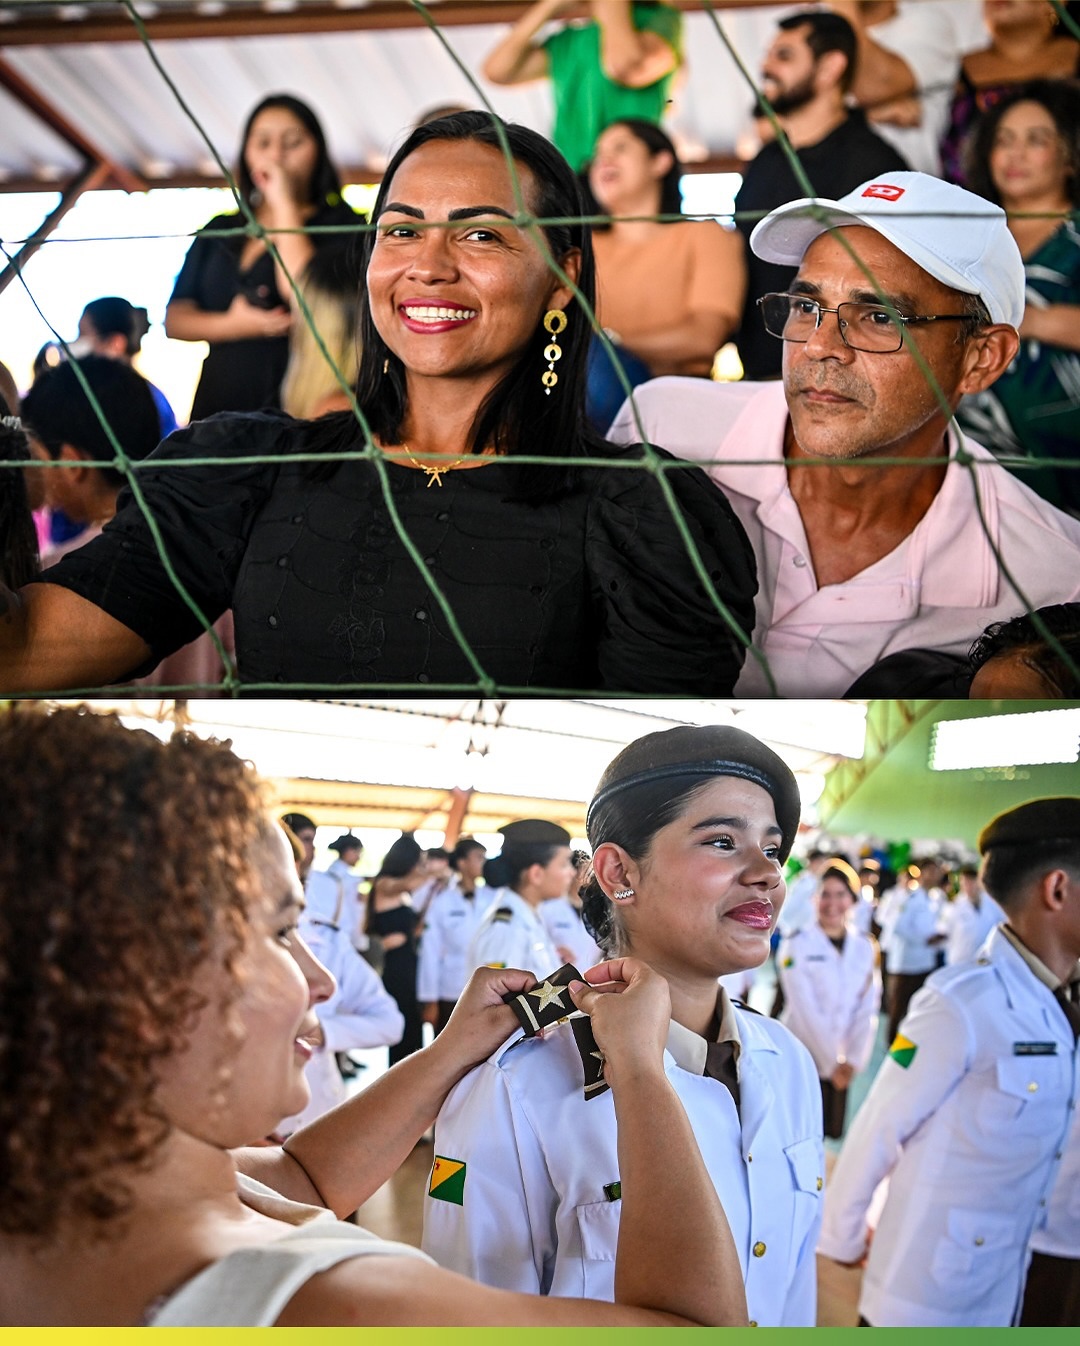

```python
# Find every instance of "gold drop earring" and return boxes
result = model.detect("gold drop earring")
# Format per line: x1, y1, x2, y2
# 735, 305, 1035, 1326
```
542, 309, 567, 395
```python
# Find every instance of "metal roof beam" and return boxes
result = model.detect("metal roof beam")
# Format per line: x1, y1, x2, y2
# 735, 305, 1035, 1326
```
0, 54, 146, 192
0, 1, 780, 47
0, 158, 111, 296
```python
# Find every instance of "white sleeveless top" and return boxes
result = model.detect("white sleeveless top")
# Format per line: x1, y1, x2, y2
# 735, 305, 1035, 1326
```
148, 1174, 433, 1326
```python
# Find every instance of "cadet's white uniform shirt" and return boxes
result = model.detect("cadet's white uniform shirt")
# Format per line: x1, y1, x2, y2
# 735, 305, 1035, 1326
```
423, 999, 824, 1326
278, 918, 405, 1135
818, 927, 1079, 1326
778, 923, 880, 1079
416, 880, 485, 1003
778, 870, 818, 939
539, 897, 603, 971
1029, 1082, 1080, 1259
884, 885, 942, 975
467, 887, 560, 976
942, 892, 1006, 966
304, 859, 365, 951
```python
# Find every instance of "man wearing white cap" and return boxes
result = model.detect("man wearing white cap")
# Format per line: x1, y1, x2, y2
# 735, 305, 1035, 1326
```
612, 171, 1080, 698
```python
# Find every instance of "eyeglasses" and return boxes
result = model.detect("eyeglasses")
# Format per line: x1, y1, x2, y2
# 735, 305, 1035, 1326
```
757, 292, 973, 354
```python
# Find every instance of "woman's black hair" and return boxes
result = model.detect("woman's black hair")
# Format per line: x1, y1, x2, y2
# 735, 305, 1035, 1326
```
318, 110, 606, 500
21, 356, 161, 491
237, 93, 342, 209
375, 832, 424, 880
365, 831, 424, 933
967, 79, 1080, 209
485, 841, 561, 892
0, 397, 40, 590
81, 297, 149, 359
450, 836, 486, 868
588, 117, 684, 229
580, 774, 714, 955
968, 603, 1080, 696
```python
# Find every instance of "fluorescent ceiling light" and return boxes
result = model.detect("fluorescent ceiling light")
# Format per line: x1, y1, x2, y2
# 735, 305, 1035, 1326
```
929, 710, 1080, 771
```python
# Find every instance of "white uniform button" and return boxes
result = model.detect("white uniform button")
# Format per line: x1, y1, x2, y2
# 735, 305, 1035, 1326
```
752, 1241, 766, 1258
793, 555, 807, 568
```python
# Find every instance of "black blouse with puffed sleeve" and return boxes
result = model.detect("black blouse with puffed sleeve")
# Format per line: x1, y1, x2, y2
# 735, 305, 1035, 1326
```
38, 413, 757, 694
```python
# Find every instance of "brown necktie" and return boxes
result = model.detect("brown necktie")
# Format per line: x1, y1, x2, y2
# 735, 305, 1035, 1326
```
1053, 984, 1080, 1042
704, 1039, 741, 1117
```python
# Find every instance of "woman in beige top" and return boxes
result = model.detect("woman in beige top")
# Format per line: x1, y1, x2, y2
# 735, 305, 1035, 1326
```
587, 118, 746, 429
0, 708, 747, 1327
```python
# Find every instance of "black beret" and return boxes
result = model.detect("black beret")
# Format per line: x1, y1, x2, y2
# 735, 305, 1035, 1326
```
499, 818, 571, 846
587, 724, 802, 861
328, 832, 364, 853
978, 797, 1080, 854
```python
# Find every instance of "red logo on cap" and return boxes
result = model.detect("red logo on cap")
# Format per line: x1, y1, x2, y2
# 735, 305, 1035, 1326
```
862, 184, 905, 201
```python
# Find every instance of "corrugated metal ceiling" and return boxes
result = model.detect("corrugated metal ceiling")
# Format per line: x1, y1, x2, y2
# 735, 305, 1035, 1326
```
0, 1, 805, 191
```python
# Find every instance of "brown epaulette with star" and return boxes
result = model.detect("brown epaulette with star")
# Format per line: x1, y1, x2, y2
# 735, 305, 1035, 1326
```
502, 962, 582, 1035
502, 964, 609, 1100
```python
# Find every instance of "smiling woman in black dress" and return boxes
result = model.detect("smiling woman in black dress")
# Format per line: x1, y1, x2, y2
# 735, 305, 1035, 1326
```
0, 112, 756, 695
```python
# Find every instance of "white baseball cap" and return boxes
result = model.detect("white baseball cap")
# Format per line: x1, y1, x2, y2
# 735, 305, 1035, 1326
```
749, 171, 1025, 329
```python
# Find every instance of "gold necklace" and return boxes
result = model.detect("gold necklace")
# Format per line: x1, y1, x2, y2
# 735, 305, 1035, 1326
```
399, 441, 466, 488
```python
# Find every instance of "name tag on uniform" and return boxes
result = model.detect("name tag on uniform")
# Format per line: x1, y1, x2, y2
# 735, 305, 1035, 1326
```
806, 955, 827, 962
1013, 1042, 1057, 1055
448, 911, 464, 918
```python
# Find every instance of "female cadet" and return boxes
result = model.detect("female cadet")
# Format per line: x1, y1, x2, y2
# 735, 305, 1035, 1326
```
777, 859, 881, 1139
467, 820, 572, 975
418, 839, 488, 1035
423, 725, 825, 1326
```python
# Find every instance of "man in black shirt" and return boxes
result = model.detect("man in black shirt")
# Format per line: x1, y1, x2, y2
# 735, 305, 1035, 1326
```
735, 9, 909, 381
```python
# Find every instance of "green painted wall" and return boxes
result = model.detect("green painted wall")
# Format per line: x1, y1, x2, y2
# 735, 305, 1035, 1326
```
820, 700, 1080, 847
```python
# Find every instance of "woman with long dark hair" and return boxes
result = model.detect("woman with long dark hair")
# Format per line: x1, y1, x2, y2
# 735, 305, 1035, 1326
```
957, 79, 1080, 512
366, 833, 427, 1065
165, 93, 361, 419
1, 112, 755, 695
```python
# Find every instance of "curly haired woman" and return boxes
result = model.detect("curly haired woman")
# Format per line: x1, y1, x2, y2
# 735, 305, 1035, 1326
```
0, 708, 746, 1326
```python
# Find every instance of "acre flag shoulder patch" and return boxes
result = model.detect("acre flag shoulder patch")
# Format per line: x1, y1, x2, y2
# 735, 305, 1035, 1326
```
428, 1155, 466, 1205
889, 1034, 918, 1069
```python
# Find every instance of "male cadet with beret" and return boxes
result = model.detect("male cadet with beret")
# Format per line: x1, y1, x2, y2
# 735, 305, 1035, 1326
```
818, 796, 1080, 1326
611, 171, 1080, 697
467, 820, 573, 975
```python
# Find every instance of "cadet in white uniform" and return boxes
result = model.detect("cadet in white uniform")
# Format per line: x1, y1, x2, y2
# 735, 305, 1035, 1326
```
424, 725, 824, 1326
942, 864, 1006, 965
304, 832, 365, 952
278, 913, 405, 1135
819, 797, 1080, 1327
882, 857, 946, 1041
778, 858, 880, 1138
466, 820, 571, 975
418, 839, 488, 1035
